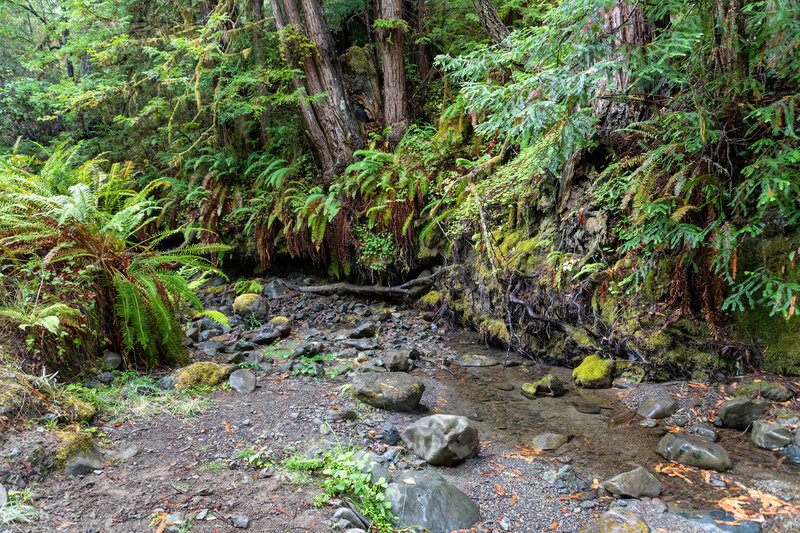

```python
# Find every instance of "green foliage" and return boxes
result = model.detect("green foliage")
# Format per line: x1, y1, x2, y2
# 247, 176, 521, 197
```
0, 144, 227, 372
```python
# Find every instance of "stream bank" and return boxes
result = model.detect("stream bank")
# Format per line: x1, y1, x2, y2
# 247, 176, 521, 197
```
1, 275, 799, 532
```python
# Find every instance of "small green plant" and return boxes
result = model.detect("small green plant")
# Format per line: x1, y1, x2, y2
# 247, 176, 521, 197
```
198, 461, 224, 472
236, 446, 273, 469
0, 486, 39, 525
234, 278, 264, 296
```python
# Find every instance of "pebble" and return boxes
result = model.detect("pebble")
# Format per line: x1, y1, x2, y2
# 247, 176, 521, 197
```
231, 514, 249, 528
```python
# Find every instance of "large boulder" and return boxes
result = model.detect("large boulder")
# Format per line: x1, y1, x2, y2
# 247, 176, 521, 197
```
716, 398, 771, 430
580, 509, 650, 533
532, 433, 568, 451
164, 362, 234, 391
401, 415, 480, 466
656, 433, 731, 471
352, 372, 424, 411
229, 369, 256, 394
573, 355, 614, 388
636, 395, 679, 419
232, 293, 269, 320
750, 420, 792, 449
385, 470, 480, 533
604, 467, 663, 498
521, 375, 566, 398
737, 378, 793, 402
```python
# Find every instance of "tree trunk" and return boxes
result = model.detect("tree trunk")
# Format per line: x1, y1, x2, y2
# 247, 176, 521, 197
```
249, 0, 269, 145
471, 0, 510, 46
271, 0, 364, 181
377, 0, 409, 144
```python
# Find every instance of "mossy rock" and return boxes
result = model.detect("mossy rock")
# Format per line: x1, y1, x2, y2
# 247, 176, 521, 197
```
420, 290, 442, 307
201, 285, 227, 295
484, 319, 510, 342
170, 362, 233, 391
54, 431, 94, 469
573, 355, 614, 388
0, 368, 28, 417
232, 293, 265, 316
522, 375, 566, 398
57, 398, 96, 424
270, 316, 290, 326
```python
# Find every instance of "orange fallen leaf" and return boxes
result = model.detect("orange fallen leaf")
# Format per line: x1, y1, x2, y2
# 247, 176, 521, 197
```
224, 421, 232, 434
494, 483, 507, 496
549, 520, 558, 530
509, 492, 518, 507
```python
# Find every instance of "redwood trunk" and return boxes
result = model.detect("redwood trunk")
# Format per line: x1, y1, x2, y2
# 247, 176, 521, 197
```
471, 0, 510, 46
377, 0, 409, 144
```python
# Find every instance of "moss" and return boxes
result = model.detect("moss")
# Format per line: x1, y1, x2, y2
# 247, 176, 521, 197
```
420, 290, 442, 307
734, 305, 800, 375
232, 293, 262, 315
54, 431, 94, 468
172, 362, 233, 391
201, 285, 227, 295
345, 45, 376, 77
485, 319, 510, 342
643, 331, 672, 352
270, 316, 290, 326
572, 355, 614, 388
0, 373, 27, 416
65, 399, 96, 424
564, 325, 596, 351
522, 375, 565, 398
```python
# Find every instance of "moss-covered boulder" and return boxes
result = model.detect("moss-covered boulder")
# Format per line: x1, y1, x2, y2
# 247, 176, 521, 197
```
232, 293, 267, 319
167, 362, 234, 391
0, 367, 29, 417
521, 375, 566, 398
737, 378, 794, 402
57, 398, 96, 424
54, 430, 95, 469
573, 355, 614, 388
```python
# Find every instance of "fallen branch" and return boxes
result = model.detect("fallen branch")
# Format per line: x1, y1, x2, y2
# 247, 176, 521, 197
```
279, 266, 453, 298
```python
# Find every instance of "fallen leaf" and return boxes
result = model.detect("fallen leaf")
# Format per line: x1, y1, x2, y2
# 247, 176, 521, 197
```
549, 520, 558, 530
224, 421, 232, 434
494, 483, 507, 496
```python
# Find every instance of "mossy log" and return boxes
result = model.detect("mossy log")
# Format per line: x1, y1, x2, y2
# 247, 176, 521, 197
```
280, 267, 453, 299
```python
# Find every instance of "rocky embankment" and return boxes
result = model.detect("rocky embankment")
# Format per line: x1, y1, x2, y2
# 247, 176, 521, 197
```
1, 274, 800, 532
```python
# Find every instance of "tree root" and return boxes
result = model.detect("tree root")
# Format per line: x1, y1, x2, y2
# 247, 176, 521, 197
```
279, 266, 453, 299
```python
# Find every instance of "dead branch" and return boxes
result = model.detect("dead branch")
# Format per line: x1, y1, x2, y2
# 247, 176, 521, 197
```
279, 266, 453, 298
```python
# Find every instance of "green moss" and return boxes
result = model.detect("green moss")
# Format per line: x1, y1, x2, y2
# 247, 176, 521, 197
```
232, 293, 262, 315
172, 362, 233, 391
735, 305, 800, 375
572, 355, 614, 388
270, 316, 290, 326
201, 285, 227, 295
564, 325, 596, 351
485, 319, 510, 342
54, 431, 94, 468
420, 290, 442, 307
643, 331, 672, 352
0, 371, 26, 416
522, 375, 565, 398
345, 45, 376, 77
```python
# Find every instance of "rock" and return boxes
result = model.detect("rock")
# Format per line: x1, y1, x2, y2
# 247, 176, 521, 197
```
686, 423, 718, 441
343, 338, 380, 351
167, 362, 233, 391
185, 327, 200, 342
350, 321, 377, 339
750, 420, 792, 449
716, 398, 770, 430
573, 355, 614, 388
780, 445, 800, 465
101, 444, 142, 461
65, 449, 103, 476
382, 423, 400, 445
102, 351, 122, 370
544, 465, 576, 484
737, 378, 793, 402
164, 513, 185, 532
229, 369, 256, 394
572, 398, 602, 414
230, 514, 249, 528
0, 482, 6, 507
452, 354, 498, 367
383, 350, 413, 372
385, 470, 480, 533
532, 433, 568, 451
636, 395, 678, 419
401, 415, 480, 466
332, 508, 362, 529
338, 409, 358, 422
262, 280, 286, 298
604, 467, 662, 498
656, 433, 731, 471
521, 375, 566, 398
351, 372, 424, 411
580, 509, 650, 533
242, 317, 291, 345
291, 341, 326, 359
676, 510, 762, 533
232, 293, 268, 320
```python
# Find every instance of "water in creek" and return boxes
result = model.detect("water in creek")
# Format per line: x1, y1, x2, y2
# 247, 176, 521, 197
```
425, 331, 800, 518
